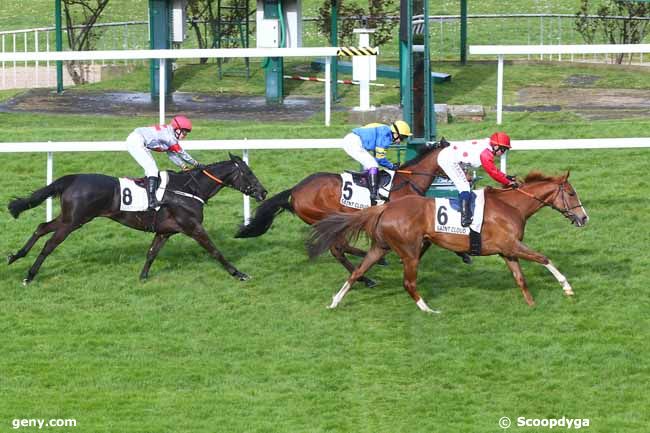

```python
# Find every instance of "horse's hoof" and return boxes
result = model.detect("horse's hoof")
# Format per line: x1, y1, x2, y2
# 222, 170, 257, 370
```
363, 278, 377, 288
234, 271, 250, 281
377, 258, 389, 266
22, 278, 30, 286
139, 274, 148, 281
457, 252, 472, 265
7, 254, 15, 265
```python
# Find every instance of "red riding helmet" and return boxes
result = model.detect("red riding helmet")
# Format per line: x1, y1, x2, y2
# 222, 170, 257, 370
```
171, 115, 192, 134
489, 132, 511, 149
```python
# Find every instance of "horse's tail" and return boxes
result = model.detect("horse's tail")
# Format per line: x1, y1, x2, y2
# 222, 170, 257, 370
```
8, 175, 76, 219
235, 188, 294, 238
307, 205, 388, 260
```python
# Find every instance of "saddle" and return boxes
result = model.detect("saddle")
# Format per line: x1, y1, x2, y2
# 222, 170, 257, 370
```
345, 169, 392, 189
126, 174, 161, 189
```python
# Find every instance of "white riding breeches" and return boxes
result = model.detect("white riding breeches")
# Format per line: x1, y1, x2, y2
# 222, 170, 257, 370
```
342, 133, 378, 170
438, 148, 471, 193
126, 132, 159, 177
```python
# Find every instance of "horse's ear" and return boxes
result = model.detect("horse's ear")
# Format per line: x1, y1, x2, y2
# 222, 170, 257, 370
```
228, 152, 241, 164
564, 170, 571, 180
229, 152, 242, 163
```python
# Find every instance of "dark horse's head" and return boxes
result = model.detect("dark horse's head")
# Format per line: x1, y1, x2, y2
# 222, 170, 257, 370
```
209, 153, 268, 201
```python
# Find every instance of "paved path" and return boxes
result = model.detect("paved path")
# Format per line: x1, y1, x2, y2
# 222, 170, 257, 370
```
0, 89, 327, 121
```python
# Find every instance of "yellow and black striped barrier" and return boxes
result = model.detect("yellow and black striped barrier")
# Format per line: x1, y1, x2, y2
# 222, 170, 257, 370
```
337, 47, 378, 57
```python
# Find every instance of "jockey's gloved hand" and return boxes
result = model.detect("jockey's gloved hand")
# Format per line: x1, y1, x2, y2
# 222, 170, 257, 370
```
509, 181, 520, 189
506, 174, 517, 182
390, 163, 399, 170
195, 163, 207, 170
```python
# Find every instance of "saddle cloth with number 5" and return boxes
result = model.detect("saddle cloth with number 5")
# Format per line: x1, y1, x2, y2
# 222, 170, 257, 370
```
118, 171, 169, 212
434, 189, 486, 234
339, 170, 395, 209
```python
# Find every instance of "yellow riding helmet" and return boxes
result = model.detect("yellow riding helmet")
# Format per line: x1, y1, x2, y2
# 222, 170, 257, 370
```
391, 120, 413, 137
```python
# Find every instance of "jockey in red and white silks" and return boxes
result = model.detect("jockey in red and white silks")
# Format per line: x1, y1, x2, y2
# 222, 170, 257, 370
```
438, 132, 518, 227
126, 115, 204, 209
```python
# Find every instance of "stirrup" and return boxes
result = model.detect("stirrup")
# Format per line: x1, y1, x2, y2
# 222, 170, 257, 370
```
148, 197, 163, 210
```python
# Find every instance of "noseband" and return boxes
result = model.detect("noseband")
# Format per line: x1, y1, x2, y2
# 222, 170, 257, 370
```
204, 165, 257, 197
516, 181, 582, 220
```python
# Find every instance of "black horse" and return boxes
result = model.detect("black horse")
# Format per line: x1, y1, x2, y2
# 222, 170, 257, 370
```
7, 153, 267, 284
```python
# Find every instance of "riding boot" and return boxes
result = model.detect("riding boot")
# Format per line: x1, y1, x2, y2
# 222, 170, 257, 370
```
459, 191, 473, 227
368, 168, 379, 205
146, 176, 161, 210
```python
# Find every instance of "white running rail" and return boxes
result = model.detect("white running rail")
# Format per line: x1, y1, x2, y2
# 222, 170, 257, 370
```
2, 137, 649, 222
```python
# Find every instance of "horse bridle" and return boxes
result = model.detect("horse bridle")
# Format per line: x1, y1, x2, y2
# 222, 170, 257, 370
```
515, 181, 582, 219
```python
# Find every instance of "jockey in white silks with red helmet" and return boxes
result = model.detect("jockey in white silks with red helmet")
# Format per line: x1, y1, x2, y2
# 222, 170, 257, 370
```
342, 120, 412, 205
438, 131, 519, 227
126, 115, 205, 209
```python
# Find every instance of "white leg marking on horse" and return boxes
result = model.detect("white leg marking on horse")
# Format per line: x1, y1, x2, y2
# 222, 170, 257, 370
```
544, 261, 574, 296
416, 298, 441, 314
328, 281, 351, 309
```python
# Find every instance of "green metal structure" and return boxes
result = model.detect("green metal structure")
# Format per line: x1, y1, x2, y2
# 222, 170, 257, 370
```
55, 0, 64, 94
400, 0, 435, 160
262, 0, 284, 103
215, 0, 250, 79
330, 0, 339, 102
149, 0, 173, 99
460, 0, 468, 64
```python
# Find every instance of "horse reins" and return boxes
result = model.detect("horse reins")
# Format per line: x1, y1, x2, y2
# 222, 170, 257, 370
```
514, 182, 582, 218
202, 169, 224, 184
394, 169, 434, 177
390, 169, 442, 196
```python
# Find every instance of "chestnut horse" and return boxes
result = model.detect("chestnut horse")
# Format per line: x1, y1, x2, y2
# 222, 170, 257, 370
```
8, 154, 267, 284
236, 142, 451, 287
308, 172, 589, 313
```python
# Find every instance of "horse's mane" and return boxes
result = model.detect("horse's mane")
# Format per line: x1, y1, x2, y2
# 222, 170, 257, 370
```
523, 171, 563, 184
399, 143, 441, 169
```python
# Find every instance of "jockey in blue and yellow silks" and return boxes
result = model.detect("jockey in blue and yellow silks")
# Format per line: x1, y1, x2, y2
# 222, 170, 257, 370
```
342, 120, 412, 205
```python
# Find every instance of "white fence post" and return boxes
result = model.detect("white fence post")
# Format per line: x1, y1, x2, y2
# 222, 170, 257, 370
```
325, 56, 331, 127
497, 54, 504, 125
46, 150, 53, 222
243, 146, 250, 224
159, 58, 166, 124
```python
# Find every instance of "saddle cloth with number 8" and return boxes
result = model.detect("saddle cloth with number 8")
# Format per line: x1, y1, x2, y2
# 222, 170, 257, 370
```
118, 171, 169, 212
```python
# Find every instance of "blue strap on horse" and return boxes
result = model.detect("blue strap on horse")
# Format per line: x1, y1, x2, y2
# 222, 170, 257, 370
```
449, 191, 477, 214
449, 192, 481, 255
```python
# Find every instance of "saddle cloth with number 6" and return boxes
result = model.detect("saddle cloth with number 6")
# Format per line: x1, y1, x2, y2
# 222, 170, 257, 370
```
118, 171, 169, 212
434, 189, 486, 234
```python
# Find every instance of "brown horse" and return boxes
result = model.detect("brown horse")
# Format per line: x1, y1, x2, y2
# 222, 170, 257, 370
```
308, 171, 589, 313
236, 142, 454, 287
